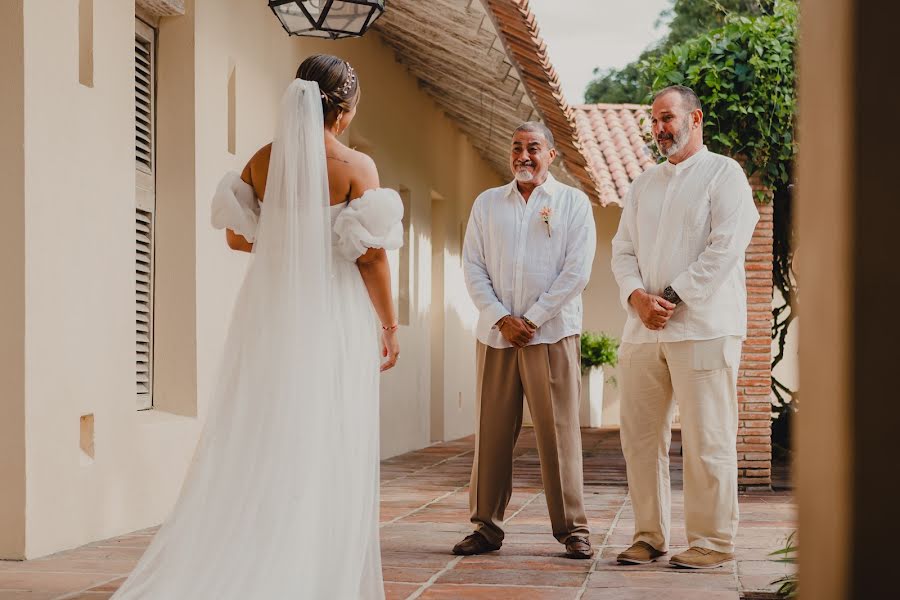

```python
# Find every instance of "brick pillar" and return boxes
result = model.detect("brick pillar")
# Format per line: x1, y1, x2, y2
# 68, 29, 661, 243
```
738, 199, 774, 488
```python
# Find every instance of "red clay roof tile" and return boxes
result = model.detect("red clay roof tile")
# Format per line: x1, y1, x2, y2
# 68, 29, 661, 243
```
573, 103, 656, 206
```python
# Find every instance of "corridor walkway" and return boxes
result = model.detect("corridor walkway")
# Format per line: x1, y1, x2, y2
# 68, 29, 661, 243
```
0, 429, 795, 599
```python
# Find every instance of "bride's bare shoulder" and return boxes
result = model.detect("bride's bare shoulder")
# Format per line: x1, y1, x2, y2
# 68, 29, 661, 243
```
347, 148, 379, 198
241, 144, 273, 200
242, 144, 272, 177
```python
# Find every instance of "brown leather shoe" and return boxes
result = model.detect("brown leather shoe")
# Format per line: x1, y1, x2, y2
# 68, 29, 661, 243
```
564, 535, 594, 559
669, 546, 734, 569
617, 541, 665, 564
452, 531, 501, 556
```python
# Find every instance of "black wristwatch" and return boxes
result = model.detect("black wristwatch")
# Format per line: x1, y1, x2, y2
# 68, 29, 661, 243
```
662, 285, 682, 306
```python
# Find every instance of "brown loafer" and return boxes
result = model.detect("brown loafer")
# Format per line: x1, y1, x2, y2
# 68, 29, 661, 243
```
452, 531, 501, 556
617, 541, 665, 564
669, 546, 734, 569
564, 535, 594, 559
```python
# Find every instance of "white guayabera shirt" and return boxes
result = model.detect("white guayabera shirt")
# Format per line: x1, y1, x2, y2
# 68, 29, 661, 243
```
463, 174, 597, 349
612, 146, 760, 344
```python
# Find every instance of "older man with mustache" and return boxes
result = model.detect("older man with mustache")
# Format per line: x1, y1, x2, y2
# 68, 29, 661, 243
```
611, 85, 760, 569
455, 122, 597, 560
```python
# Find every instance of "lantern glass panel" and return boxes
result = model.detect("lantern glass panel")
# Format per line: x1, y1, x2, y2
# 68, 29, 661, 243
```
272, 4, 311, 32
270, 0, 385, 38
322, 1, 372, 34
299, 0, 327, 21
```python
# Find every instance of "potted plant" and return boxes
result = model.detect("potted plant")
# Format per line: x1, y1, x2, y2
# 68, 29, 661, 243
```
579, 331, 619, 427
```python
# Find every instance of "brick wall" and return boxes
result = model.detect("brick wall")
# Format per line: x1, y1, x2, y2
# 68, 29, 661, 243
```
738, 199, 774, 487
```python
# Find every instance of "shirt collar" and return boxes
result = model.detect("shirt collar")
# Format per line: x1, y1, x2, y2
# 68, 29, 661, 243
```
664, 145, 709, 175
506, 173, 559, 199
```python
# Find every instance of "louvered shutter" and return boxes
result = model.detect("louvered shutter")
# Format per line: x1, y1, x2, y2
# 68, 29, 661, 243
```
135, 18, 156, 410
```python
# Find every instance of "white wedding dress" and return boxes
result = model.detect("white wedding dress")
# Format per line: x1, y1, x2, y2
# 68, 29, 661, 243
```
112, 79, 402, 599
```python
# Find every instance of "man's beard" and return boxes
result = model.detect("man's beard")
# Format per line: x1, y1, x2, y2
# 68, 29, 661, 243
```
656, 120, 691, 157
515, 163, 536, 182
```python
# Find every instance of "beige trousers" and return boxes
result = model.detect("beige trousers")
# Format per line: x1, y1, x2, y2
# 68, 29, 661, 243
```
619, 337, 742, 553
469, 335, 589, 545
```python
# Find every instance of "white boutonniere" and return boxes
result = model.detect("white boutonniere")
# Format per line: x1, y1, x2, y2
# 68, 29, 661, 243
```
539, 206, 553, 237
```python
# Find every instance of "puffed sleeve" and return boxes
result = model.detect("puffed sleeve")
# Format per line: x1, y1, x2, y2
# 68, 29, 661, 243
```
210, 171, 260, 242
333, 188, 404, 261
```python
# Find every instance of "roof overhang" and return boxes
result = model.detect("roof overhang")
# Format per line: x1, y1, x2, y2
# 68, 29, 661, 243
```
372, 0, 603, 203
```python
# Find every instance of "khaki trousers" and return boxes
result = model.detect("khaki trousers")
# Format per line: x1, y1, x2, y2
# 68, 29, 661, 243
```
469, 335, 589, 545
619, 337, 742, 553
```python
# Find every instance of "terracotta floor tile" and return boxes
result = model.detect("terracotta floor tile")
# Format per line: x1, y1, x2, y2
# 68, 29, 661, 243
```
0, 572, 113, 594
7, 430, 792, 600
384, 581, 421, 600
437, 567, 586, 587
456, 555, 591, 572
0, 560, 132, 576
586, 570, 737, 590
420, 584, 579, 599
382, 566, 441, 584
381, 552, 455, 569
582, 588, 740, 600
85, 577, 125, 593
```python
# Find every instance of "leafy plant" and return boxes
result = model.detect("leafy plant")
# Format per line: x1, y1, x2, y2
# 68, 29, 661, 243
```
584, 0, 767, 104
768, 531, 798, 598
580, 331, 619, 374
642, 0, 798, 198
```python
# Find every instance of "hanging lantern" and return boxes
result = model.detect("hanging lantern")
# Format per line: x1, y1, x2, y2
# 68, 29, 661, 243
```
269, 0, 385, 39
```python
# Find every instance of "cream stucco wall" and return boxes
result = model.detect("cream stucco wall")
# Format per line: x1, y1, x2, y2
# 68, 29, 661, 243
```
6, 0, 502, 559
582, 206, 627, 426
18, 0, 202, 560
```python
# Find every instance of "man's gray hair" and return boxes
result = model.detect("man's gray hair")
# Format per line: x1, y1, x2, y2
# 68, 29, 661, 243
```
652, 85, 702, 113
513, 121, 555, 149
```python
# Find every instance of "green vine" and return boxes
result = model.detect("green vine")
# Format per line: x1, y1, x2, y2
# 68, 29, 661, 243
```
642, 0, 797, 196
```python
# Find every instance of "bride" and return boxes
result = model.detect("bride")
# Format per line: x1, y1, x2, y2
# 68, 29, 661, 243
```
112, 55, 401, 599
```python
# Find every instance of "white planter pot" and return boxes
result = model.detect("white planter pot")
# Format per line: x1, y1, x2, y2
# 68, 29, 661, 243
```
579, 367, 604, 428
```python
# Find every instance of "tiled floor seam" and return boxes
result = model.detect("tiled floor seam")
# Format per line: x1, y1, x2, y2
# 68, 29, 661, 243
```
381, 485, 468, 527
399, 443, 547, 599
381, 449, 474, 486
52, 573, 125, 600
574, 493, 629, 600
504, 490, 545, 522
404, 555, 463, 600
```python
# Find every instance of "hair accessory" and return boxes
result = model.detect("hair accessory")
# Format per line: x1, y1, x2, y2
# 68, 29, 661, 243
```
340, 62, 357, 96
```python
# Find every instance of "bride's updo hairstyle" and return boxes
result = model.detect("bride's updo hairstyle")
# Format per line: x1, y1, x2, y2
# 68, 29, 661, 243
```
295, 54, 360, 127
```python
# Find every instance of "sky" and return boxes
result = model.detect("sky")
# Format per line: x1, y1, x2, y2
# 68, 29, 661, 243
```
527, 0, 672, 105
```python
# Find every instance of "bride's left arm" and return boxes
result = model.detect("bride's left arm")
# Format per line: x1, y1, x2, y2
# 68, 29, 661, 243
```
352, 155, 400, 371
226, 146, 270, 253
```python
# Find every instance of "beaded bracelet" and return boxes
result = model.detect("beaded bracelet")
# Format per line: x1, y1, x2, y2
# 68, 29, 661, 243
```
382, 323, 399, 332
